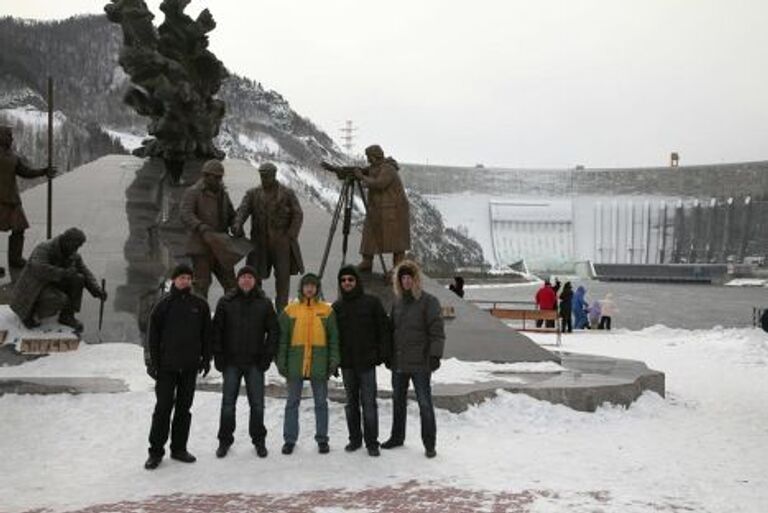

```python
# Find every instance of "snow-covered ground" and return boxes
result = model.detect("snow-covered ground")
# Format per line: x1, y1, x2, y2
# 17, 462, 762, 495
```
1, 326, 767, 512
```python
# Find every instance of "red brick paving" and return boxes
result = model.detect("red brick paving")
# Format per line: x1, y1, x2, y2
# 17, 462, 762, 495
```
15, 482, 694, 513
18, 481, 549, 513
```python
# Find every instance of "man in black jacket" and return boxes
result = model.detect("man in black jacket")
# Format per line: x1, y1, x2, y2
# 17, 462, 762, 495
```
213, 265, 280, 458
382, 260, 445, 458
213, 265, 279, 458
145, 264, 212, 470
332, 265, 390, 457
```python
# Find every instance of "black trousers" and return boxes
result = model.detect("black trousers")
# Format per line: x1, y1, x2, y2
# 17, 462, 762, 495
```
390, 371, 436, 450
148, 368, 197, 457
342, 367, 379, 448
598, 316, 612, 330
561, 310, 572, 333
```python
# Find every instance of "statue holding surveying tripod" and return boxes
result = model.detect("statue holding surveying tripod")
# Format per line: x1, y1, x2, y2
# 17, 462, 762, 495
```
0, 126, 56, 278
233, 162, 304, 313
322, 144, 410, 273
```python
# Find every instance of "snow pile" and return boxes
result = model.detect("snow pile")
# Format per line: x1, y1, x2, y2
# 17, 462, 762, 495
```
725, 278, 767, 287
0, 105, 66, 130
1, 326, 767, 512
104, 129, 145, 152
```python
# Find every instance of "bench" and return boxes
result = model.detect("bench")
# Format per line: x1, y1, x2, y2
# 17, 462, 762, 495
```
469, 301, 562, 346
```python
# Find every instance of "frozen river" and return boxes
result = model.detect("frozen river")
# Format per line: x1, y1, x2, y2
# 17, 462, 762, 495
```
463, 280, 768, 330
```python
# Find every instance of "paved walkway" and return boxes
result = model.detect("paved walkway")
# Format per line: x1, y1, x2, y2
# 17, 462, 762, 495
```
18, 482, 558, 513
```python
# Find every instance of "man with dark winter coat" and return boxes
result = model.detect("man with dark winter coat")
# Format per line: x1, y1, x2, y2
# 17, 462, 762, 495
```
145, 264, 212, 470
10, 227, 106, 332
233, 162, 304, 313
352, 144, 410, 271
0, 125, 56, 277
332, 265, 390, 457
213, 265, 279, 459
381, 260, 445, 458
180, 159, 237, 298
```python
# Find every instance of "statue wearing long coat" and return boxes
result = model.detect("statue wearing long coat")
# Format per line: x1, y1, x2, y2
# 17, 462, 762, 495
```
358, 158, 410, 255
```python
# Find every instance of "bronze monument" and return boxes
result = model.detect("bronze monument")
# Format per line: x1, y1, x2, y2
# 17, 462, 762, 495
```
0, 126, 56, 277
10, 227, 106, 332
233, 162, 304, 313
179, 159, 237, 298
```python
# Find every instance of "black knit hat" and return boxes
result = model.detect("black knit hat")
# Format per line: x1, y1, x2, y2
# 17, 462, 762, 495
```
171, 263, 194, 279
337, 265, 361, 283
237, 265, 257, 279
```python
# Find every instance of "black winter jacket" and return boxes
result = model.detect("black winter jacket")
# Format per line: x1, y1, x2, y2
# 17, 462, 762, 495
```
332, 280, 391, 370
148, 286, 212, 371
212, 287, 279, 367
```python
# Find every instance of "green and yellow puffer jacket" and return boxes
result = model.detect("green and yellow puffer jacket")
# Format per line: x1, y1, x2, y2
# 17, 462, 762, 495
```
277, 297, 340, 380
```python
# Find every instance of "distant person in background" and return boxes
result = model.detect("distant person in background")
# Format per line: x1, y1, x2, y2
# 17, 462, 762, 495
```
588, 300, 602, 329
534, 280, 557, 328
572, 285, 590, 329
559, 282, 573, 333
448, 276, 465, 298
598, 293, 617, 330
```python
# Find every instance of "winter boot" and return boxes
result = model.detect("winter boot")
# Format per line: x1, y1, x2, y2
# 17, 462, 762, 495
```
425, 447, 437, 458
344, 441, 362, 452
318, 442, 330, 454
170, 450, 197, 463
281, 442, 295, 455
367, 446, 381, 457
58, 311, 84, 333
380, 438, 403, 449
216, 443, 230, 458
8, 231, 25, 268
144, 455, 162, 470
254, 442, 268, 458
22, 316, 41, 329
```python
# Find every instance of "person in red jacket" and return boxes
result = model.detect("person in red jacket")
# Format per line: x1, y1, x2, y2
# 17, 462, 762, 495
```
534, 280, 558, 328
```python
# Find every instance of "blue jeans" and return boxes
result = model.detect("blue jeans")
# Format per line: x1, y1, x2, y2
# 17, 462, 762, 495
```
342, 367, 379, 448
390, 371, 436, 450
217, 365, 266, 446
283, 378, 329, 445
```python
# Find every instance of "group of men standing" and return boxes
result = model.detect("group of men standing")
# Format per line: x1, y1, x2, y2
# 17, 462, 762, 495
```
144, 147, 446, 470
145, 259, 444, 470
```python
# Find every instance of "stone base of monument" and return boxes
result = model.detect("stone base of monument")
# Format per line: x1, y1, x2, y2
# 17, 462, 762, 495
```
19, 337, 81, 355
0, 306, 80, 360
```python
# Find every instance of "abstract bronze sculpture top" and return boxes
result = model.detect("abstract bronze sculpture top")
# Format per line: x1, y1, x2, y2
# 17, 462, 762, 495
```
105, 0, 228, 181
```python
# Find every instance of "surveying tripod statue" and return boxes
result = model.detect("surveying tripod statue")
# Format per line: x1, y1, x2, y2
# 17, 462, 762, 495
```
319, 144, 411, 278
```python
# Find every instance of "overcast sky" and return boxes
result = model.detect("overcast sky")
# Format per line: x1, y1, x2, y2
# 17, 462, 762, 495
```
5, 0, 768, 168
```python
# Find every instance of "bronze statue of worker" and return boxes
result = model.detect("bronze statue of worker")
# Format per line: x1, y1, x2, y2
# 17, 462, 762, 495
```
233, 162, 304, 313
0, 125, 56, 277
179, 159, 237, 298
11, 227, 106, 332
352, 144, 410, 271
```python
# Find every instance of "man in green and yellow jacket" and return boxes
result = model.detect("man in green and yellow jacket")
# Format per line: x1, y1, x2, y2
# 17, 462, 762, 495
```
277, 273, 340, 455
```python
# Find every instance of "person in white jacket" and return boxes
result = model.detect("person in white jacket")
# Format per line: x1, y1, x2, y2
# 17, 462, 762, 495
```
598, 293, 618, 330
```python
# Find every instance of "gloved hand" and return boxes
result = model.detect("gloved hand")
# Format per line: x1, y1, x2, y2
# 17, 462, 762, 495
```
429, 357, 441, 372
146, 365, 158, 380
46, 166, 58, 178
199, 359, 211, 377
383, 358, 392, 370
258, 354, 273, 372
213, 354, 225, 372
96, 288, 108, 301
329, 363, 339, 378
